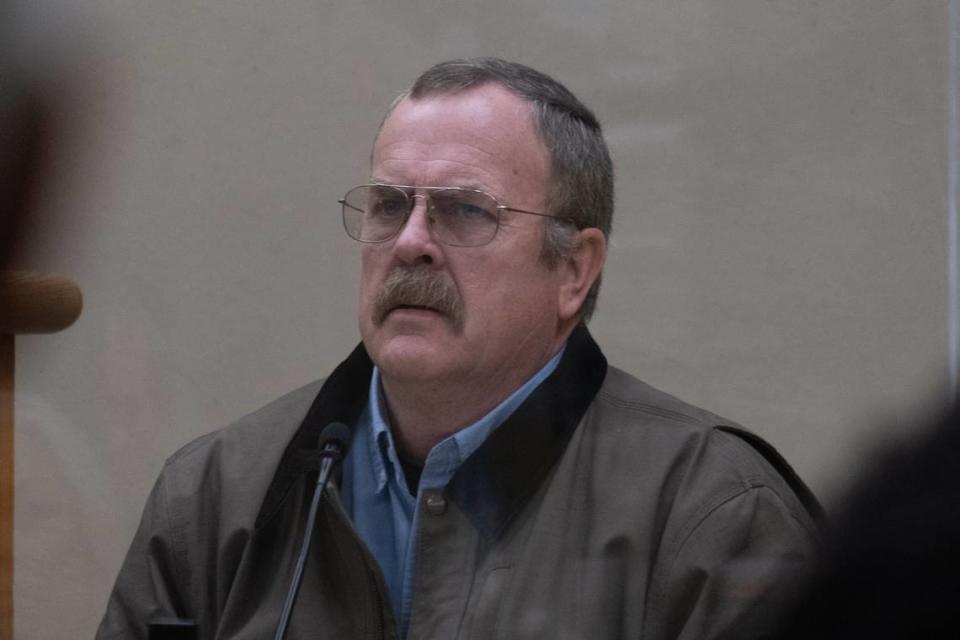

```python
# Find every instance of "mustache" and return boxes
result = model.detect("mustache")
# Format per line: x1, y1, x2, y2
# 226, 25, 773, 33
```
372, 265, 464, 331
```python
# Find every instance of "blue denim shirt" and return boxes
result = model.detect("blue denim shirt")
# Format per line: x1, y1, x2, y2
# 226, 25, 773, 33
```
339, 349, 564, 636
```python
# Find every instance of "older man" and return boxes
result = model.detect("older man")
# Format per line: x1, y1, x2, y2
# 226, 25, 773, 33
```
98, 58, 819, 640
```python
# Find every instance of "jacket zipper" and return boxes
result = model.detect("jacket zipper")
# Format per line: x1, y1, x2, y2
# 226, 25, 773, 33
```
326, 485, 396, 639
362, 548, 387, 639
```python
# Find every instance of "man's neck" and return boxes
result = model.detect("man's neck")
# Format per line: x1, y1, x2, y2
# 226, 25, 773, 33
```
378, 345, 564, 463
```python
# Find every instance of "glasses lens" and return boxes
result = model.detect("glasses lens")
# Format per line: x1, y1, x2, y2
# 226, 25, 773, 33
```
342, 185, 410, 242
429, 189, 499, 247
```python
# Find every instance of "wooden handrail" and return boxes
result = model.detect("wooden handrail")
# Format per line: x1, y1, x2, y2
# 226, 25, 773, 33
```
0, 270, 83, 640
0, 271, 83, 334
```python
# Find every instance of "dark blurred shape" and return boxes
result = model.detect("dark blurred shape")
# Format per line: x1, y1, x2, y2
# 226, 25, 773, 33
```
772, 406, 960, 638
0, 6, 63, 268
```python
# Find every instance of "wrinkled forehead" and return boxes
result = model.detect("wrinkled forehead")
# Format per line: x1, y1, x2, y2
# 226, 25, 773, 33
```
370, 85, 550, 201
372, 81, 542, 152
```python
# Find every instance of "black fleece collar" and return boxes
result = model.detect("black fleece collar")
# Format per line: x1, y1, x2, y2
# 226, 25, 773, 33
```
255, 326, 608, 538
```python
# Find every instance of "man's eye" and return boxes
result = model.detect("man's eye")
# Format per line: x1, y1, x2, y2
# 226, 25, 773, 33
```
371, 198, 408, 218
438, 198, 495, 222
453, 202, 490, 219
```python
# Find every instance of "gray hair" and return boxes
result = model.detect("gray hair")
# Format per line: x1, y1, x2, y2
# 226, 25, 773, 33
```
386, 57, 614, 323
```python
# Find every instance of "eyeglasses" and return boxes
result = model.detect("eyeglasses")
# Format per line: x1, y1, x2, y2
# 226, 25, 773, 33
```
339, 184, 575, 248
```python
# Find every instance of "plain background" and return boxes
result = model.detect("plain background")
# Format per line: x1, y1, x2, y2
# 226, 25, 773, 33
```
9, 1, 953, 637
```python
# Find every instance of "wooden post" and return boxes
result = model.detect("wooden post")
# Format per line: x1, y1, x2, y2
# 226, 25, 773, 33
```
0, 272, 82, 640
0, 334, 13, 640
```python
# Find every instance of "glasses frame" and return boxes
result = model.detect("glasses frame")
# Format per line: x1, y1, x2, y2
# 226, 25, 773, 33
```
339, 183, 579, 248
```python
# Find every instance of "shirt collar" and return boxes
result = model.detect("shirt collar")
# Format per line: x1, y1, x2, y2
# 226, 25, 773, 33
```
366, 368, 396, 494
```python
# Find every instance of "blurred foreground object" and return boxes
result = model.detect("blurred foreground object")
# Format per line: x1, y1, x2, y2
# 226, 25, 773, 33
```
0, 7, 63, 270
772, 407, 960, 638
0, 82, 57, 269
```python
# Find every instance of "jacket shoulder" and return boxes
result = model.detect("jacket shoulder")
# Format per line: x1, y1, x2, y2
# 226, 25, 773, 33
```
595, 366, 738, 430
157, 379, 326, 523
590, 366, 820, 526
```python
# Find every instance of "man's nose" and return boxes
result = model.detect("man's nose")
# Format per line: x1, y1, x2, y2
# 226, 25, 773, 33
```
392, 195, 442, 266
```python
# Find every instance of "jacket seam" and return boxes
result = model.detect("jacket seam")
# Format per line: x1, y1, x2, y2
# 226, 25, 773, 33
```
710, 432, 818, 537
673, 482, 768, 559
654, 482, 815, 631
645, 482, 762, 637
594, 390, 707, 426
157, 465, 192, 618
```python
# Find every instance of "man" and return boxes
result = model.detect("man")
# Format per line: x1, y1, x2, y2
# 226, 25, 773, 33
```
98, 58, 819, 639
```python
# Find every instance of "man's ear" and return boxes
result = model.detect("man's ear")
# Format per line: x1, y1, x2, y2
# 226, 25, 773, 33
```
557, 228, 606, 322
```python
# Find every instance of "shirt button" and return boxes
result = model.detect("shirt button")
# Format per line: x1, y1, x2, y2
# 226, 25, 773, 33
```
423, 489, 447, 515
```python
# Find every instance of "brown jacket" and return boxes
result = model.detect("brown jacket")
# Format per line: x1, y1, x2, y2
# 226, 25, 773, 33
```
97, 328, 819, 639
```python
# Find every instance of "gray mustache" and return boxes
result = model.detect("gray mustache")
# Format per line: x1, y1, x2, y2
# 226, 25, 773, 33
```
372, 265, 464, 331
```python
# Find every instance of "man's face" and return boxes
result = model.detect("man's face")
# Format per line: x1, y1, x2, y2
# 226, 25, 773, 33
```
358, 84, 570, 395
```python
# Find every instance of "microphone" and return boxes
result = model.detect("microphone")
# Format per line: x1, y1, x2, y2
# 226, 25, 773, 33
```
317, 422, 350, 465
273, 422, 351, 640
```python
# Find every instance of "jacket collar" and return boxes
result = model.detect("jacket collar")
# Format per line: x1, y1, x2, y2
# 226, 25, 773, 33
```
255, 326, 608, 538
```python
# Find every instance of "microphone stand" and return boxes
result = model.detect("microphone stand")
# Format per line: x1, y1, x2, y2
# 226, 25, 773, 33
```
273, 423, 349, 640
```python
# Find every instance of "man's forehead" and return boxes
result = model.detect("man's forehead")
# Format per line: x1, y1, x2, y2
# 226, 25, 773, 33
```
372, 86, 547, 183
397, 84, 532, 118
375, 86, 537, 148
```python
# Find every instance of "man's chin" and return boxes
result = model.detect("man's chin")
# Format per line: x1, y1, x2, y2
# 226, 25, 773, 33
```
361, 310, 463, 379
370, 335, 453, 382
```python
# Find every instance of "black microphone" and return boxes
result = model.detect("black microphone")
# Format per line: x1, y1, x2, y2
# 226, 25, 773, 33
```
273, 422, 351, 640
316, 422, 350, 465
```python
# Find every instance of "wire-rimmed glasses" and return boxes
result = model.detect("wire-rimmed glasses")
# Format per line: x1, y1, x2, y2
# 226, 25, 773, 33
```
339, 184, 574, 248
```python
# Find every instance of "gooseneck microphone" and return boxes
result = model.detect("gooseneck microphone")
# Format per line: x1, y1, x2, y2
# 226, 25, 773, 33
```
273, 422, 351, 640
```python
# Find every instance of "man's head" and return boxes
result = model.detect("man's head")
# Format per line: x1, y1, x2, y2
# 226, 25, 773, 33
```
382, 58, 614, 322
355, 59, 610, 399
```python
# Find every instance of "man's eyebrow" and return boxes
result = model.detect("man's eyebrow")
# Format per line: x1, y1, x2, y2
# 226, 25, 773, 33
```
448, 182, 492, 193
368, 180, 494, 194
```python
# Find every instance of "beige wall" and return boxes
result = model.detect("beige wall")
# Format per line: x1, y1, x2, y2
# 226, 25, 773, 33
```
12, 1, 952, 637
